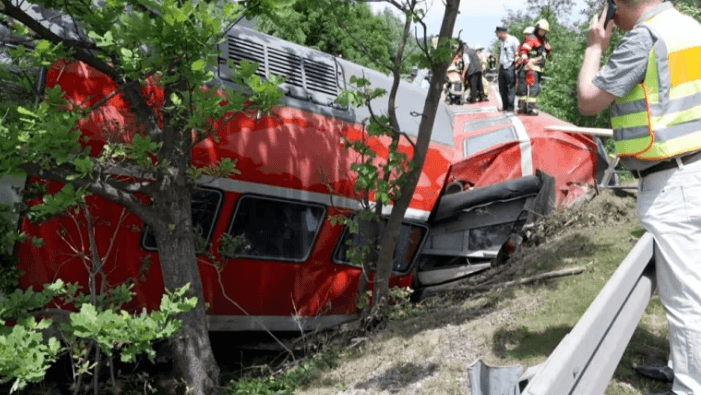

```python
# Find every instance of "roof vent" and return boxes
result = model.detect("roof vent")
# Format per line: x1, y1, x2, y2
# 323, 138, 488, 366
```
221, 30, 342, 107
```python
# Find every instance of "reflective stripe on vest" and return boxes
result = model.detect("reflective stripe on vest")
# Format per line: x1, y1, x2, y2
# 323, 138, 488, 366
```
611, 8, 701, 160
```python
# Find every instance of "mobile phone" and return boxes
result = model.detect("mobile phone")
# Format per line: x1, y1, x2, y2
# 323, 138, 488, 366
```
601, 0, 617, 28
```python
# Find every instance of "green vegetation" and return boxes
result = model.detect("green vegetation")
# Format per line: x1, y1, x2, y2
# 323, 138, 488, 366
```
256, 0, 422, 74
0, 0, 285, 392
226, 349, 340, 395
0, 282, 195, 393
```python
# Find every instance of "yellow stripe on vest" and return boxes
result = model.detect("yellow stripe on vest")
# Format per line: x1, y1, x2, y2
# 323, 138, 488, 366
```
612, 111, 648, 129
615, 135, 652, 156
634, 129, 701, 160
651, 105, 701, 129
669, 79, 701, 100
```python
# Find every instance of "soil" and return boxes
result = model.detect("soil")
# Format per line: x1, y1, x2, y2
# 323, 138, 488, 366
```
281, 186, 669, 395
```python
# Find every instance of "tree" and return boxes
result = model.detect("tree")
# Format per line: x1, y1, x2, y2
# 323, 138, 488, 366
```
525, 0, 576, 25
379, 7, 423, 75
256, 0, 397, 73
0, 0, 283, 394
330, 0, 460, 324
255, 0, 461, 326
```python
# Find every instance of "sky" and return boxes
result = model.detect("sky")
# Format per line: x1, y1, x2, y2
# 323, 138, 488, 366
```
369, 0, 592, 51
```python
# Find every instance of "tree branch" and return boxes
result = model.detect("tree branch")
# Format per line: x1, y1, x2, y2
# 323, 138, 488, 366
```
18, 162, 161, 225
0, 0, 164, 141
435, 266, 587, 294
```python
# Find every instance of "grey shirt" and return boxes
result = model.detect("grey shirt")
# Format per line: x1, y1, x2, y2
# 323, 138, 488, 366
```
465, 48, 482, 75
498, 34, 519, 68
592, 2, 675, 170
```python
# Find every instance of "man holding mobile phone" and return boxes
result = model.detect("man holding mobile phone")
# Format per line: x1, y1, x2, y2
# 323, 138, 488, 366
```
578, 0, 701, 394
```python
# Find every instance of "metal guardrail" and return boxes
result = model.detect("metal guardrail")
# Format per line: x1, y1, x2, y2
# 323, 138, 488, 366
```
521, 232, 656, 394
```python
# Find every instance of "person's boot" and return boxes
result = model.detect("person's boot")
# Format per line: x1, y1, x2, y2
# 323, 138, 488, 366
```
635, 365, 674, 383
526, 103, 538, 115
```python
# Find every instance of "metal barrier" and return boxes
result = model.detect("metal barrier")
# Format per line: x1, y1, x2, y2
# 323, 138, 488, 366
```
521, 232, 656, 394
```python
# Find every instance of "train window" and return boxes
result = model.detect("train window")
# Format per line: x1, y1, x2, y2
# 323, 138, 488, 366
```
468, 219, 526, 251
462, 126, 518, 158
223, 196, 326, 262
333, 219, 428, 274
141, 187, 223, 252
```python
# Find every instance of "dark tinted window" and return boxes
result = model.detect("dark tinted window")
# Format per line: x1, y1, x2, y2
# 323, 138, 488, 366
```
333, 220, 428, 274
224, 196, 326, 261
142, 187, 223, 252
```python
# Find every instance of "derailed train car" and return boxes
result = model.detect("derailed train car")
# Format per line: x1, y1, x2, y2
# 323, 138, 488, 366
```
1, 16, 609, 331
416, 103, 610, 290
1, 21, 456, 332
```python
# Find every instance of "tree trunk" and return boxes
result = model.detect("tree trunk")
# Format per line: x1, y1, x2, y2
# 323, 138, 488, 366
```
372, 0, 461, 320
152, 186, 220, 395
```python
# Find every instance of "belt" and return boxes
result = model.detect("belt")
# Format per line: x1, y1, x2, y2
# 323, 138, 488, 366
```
633, 150, 701, 179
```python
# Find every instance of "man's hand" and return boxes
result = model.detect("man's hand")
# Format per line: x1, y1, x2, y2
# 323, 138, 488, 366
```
587, 4, 615, 50
578, 6, 617, 115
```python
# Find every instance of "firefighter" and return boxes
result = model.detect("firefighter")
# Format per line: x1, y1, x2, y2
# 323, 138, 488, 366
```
517, 19, 551, 115
474, 44, 490, 98
515, 27, 535, 95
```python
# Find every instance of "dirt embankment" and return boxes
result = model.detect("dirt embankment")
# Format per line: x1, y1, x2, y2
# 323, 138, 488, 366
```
291, 188, 669, 395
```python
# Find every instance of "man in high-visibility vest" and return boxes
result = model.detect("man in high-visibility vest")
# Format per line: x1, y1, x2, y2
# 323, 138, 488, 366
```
517, 20, 551, 115
578, 0, 701, 394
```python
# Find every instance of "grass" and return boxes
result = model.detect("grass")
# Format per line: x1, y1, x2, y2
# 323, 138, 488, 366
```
477, 191, 670, 394
226, 190, 671, 394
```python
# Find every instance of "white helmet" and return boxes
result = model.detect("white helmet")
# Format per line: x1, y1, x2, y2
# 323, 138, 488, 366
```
474, 43, 484, 51
524, 26, 535, 35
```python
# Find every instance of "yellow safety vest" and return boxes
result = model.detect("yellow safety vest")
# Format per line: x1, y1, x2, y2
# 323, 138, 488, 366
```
612, 8, 701, 160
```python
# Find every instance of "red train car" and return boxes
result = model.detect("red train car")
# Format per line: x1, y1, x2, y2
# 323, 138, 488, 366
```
3, 24, 456, 332
2, 20, 609, 330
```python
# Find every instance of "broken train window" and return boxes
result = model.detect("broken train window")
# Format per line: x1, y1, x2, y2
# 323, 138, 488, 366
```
223, 195, 326, 261
333, 219, 428, 274
141, 186, 224, 252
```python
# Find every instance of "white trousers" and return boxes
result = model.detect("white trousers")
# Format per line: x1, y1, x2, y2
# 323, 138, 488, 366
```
638, 158, 701, 395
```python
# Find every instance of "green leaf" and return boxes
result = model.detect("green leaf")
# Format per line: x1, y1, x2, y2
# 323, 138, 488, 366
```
34, 40, 50, 52
15, 107, 36, 117
170, 93, 182, 106
191, 60, 206, 71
